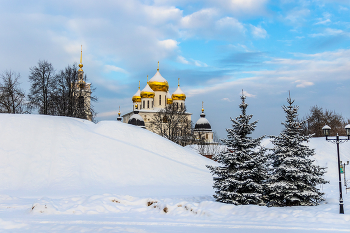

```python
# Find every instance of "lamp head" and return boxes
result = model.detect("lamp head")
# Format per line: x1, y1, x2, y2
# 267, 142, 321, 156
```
345, 124, 350, 136
322, 125, 331, 137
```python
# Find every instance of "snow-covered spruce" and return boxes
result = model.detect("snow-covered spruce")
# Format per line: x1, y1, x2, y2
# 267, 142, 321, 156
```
207, 93, 267, 205
267, 95, 328, 206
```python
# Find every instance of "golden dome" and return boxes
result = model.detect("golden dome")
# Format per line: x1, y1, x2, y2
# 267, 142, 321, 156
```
132, 81, 141, 103
148, 62, 169, 92
172, 79, 186, 100
132, 94, 141, 103
166, 92, 173, 104
141, 83, 155, 99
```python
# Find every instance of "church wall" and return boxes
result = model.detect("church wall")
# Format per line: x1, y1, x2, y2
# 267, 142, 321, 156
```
153, 91, 167, 109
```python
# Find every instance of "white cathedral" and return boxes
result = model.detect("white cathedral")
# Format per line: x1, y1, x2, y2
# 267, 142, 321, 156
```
121, 62, 214, 144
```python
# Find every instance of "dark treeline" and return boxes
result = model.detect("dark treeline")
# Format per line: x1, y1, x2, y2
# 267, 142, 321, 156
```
0, 60, 97, 121
301, 106, 349, 137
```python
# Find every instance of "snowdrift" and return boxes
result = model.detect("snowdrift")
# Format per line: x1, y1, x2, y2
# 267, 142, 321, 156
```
0, 114, 216, 196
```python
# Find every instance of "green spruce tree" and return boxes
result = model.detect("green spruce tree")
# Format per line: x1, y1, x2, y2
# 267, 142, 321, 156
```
207, 92, 267, 205
267, 94, 328, 206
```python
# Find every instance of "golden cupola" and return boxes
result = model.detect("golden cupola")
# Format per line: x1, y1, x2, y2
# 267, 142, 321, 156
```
132, 81, 142, 103
166, 91, 173, 104
141, 75, 155, 98
148, 61, 169, 92
172, 78, 186, 100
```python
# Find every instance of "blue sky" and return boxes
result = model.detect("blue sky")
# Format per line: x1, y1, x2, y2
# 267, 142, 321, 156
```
0, 0, 350, 138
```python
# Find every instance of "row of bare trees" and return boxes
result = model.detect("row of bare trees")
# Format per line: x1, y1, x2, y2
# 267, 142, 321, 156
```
0, 60, 96, 120
301, 105, 349, 137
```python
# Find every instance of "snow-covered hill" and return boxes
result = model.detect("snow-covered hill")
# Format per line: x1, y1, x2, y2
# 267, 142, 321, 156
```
0, 114, 216, 196
0, 114, 350, 232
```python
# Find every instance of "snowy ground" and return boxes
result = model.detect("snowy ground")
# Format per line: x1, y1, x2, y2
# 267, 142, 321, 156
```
0, 114, 349, 232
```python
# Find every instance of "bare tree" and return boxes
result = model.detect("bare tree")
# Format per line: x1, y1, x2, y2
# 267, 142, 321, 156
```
301, 105, 348, 136
51, 64, 78, 117
0, 71, 26, 113
52, 64, 97, 121
150, 103, 194, 146
28, 60, 55, 115
28, 61, 97, 120
196, 131, 224, 159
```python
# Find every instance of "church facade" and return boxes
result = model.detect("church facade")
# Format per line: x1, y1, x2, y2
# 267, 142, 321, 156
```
122, 62, 191, 132
121, 62, 214, 144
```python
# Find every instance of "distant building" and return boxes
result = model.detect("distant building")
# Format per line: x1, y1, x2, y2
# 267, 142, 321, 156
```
194, 104, 214, 143
121, 62, 216, 158
122, 62, 192, 130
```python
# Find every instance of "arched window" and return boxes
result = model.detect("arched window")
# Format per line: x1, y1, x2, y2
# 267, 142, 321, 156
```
181, 103, 183, 110
143, 100, 145, 109
163, 116, 168, 123
159, 95, 161, 105
147, 100, 149, 108
206, 134, 208, 139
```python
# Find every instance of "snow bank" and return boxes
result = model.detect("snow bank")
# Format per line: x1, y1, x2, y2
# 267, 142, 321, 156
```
0, 114, 216, 196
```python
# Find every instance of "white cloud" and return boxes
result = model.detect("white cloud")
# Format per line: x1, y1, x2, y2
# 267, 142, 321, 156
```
177, 56, 189, 64
104, 65, 128, 74
310, 28, 346, 37
251, 25, 268, 39
211, 0, 269, 17
193, 60, 208, 67
295, 80, 314, 88
180, 8, 217, 29
177, 56, 207, 67
216, 17, 245, 33
242, 90, 256, 97
314, 12, 331, 25
186, 76, 260, 97
285, 8, 310, 26
179, 10, 246, 40
314, 19, 331, 25
248, 49, 350, 85
158, 39, 178, 50
221, 98, 233, 102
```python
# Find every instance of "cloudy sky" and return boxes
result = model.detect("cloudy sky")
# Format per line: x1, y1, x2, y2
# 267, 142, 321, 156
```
1, 0, 350, 138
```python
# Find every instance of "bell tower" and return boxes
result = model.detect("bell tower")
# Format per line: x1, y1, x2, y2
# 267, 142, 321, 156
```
75, 45, 92, 121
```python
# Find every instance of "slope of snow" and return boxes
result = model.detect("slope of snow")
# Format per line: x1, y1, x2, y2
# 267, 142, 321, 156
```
1, 114, 350, 232
0, 114, 216, 196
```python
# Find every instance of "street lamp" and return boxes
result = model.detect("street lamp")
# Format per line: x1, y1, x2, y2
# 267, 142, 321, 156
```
322, 125, 350, 214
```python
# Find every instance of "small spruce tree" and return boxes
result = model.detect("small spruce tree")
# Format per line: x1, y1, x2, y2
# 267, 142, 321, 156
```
267, 94, 328, 206
207, 92, 267, 205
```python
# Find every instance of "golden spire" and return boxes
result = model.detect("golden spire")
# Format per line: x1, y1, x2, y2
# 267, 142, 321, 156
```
78, 45, 83, 71
202, 101, 204, 113
118, 106, 121, 117
147, 75, 148, 82
157, 61, 159, 71
139, 81, 140, 89
178, 78, 180, 87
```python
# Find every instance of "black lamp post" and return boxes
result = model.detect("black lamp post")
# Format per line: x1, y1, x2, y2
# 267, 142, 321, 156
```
322, 124, 350, 214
